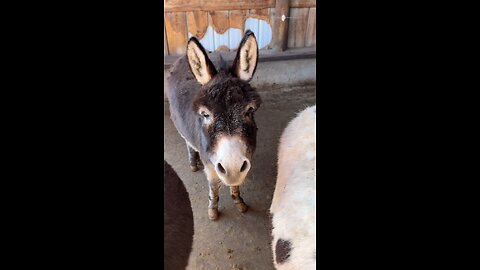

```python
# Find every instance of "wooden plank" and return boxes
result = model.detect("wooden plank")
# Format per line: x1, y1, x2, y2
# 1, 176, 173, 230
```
164, 47, 316, 69
210, 11, 229, 34
305, 8, 316, 47
186, 11, 209, 40
249, 8, 270, 22
210, 11, 230, 52
229, 10, 248, 50
229, 10, 248, 31
165, 0, 314, 12
267, 7, 276, 49
165, 12, 188, 55
287, 8, 309, 48
290, 0, 316, 8
250, 9, 273, 49
164, 23, 169, 55
271, 0, 290, 51
269, 7, 276, 29
165, 0, 275, 12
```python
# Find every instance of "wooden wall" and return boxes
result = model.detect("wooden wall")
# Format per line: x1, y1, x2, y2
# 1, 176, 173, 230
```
164, 0, 316, 55
287, 7, 316, 48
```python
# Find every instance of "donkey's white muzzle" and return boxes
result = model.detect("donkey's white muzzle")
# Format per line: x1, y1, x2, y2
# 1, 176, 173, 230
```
212, 136, 251, 186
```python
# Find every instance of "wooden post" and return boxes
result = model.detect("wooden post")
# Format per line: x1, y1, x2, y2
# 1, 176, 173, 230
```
271, 0, 290, 51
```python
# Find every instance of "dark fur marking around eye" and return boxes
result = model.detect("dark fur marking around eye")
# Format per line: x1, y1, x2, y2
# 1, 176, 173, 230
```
275, 239, 292, 264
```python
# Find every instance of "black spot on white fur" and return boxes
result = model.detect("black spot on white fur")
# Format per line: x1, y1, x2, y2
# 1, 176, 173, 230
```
275, 239, 292, 264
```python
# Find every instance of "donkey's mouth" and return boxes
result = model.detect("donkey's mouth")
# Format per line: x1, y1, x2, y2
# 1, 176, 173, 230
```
219, 176, 247, 187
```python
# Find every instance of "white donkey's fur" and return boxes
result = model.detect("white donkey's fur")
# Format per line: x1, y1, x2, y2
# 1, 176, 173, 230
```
270, 105, 316, 270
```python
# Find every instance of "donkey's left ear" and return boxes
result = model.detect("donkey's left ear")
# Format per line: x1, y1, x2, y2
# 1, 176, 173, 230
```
231, 30, 259, 81
187, 37, 217, 85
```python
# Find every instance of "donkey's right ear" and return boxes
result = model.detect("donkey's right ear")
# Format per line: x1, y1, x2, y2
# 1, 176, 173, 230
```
186, 37, 217, 85
231, 30, 258, 81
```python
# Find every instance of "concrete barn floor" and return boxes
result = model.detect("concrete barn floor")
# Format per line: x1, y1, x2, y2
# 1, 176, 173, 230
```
164, 85, 316, 270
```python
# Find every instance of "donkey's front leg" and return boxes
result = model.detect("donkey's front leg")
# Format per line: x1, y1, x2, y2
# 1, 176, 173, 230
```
186, 143, 203, 172
207, 178, 221, 220
230, 186, 248, 213
204, 163, 221, 220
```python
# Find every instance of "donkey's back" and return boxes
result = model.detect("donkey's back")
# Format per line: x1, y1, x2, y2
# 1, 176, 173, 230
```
166, 56, 202, 148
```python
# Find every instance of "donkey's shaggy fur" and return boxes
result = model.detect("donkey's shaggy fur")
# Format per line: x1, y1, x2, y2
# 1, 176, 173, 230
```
166, 31, 261, 220
164, 161, 194, 270
270, 106, 316, 270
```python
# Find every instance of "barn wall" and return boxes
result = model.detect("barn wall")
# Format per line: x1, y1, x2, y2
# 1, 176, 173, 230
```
164, 0, 316, 55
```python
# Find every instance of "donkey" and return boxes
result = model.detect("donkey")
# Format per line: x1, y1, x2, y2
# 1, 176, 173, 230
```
166, 30, 262, 221
270, 105, 316, 270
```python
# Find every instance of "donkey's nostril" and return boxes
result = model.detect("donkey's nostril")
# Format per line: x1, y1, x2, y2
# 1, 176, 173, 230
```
217, 163, 226, 174
240, 160, 248, 172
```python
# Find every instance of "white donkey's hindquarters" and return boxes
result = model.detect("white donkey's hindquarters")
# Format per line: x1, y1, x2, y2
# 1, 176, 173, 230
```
270, 105, 316, 270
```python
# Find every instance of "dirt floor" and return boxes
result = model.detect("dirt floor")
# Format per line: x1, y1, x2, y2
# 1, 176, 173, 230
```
164, 85, 316, 270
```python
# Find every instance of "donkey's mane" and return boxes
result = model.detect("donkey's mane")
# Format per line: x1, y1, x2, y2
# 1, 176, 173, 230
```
194, 75, 260, 111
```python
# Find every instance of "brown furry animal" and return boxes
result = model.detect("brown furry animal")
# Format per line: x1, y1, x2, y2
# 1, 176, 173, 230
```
166, 30, 261, 220
164, 161, 194, 269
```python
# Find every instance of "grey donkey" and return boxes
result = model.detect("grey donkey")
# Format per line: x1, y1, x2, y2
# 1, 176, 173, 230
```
166, 30, 262, 220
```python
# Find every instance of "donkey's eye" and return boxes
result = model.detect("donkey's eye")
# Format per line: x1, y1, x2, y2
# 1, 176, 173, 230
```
245, 107, 255, 117
201, 112, 210, 118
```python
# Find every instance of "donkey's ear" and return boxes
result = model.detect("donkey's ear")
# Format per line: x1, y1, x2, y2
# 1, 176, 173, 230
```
231, 30, 259, 81
186, 37, 217, 85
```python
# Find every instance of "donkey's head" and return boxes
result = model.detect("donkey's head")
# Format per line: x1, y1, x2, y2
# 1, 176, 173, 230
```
187, 30, 261, 186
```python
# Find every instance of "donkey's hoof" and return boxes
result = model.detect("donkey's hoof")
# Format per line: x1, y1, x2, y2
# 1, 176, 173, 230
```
190, 165, 199, 172
235, 202, 248, 213
208, 208, 219, 220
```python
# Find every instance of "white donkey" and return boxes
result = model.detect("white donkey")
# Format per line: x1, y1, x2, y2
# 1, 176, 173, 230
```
270, 105, 316, 270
